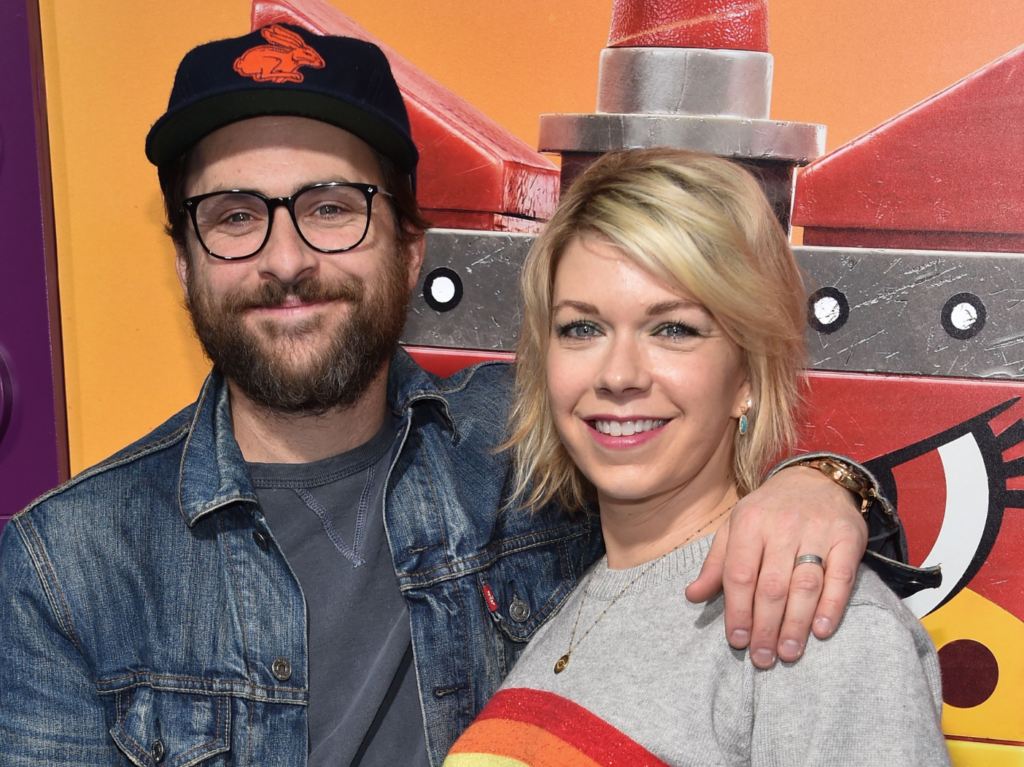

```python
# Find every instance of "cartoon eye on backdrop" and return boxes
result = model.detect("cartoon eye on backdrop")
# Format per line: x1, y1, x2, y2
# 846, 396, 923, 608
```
865, 398, 1024, 618
800, 376, 1024, 730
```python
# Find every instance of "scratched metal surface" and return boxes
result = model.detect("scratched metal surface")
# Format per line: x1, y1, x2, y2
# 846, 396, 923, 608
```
596, 47, 773, 119
404, 235, 1024, 377
795, 246, 1024, 379
402, 229, 532, 351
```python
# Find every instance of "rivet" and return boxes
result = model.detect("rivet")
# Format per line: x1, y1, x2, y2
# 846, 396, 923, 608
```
271, 656, 292, 682
509, 596, 531, 623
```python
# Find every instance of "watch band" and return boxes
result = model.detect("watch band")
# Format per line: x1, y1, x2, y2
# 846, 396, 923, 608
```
766, 452, 897, 525
802, 457, 874, 514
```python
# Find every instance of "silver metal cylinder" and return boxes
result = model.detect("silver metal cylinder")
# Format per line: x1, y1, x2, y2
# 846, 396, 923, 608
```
597, 47, 773, 119
538, 113, 824, 163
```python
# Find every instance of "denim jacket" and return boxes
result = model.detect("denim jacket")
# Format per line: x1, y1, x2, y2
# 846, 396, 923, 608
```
0, 351, 602, 766
0, 351, 927, 766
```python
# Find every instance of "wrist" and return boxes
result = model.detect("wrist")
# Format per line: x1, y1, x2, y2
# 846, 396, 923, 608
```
767, 452, 896, 526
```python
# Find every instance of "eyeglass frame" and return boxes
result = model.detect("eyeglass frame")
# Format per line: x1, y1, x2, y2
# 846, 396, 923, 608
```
181, 181, 394, 261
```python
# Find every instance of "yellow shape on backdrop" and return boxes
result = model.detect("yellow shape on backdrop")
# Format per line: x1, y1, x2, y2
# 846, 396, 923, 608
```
946, 740, 1024, 767
921, 587, 1024, 743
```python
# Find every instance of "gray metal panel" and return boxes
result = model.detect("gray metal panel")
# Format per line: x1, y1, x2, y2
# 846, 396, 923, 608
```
597, 47, 773, 119
795, 245, 1024, 379
402, 229, 533, 352
538, 113, 825, 163
403, 235, 1024, 381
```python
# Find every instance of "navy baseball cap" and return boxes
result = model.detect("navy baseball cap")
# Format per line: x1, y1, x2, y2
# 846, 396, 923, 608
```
145, 24, 418, 172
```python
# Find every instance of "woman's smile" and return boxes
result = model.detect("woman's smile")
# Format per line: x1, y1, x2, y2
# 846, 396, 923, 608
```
584, 416, 670, 448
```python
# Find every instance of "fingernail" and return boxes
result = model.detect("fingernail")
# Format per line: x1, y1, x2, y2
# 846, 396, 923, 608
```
730, 629, 749, 646
814, 617, 833, 636
752, 648, 776, 668
781, 639, 803, 659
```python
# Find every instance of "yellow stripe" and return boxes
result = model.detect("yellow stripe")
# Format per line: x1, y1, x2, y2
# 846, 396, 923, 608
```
447, 718, 603, 767
443, 754, 531, 767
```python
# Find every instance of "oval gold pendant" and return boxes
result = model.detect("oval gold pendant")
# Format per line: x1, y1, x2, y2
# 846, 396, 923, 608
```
554, 654, 570, 674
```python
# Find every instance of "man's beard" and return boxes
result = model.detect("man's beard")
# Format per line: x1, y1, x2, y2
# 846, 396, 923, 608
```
185, 254, 409, 415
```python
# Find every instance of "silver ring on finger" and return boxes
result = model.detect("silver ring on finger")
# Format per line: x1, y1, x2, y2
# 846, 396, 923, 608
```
794, 554, 825, 568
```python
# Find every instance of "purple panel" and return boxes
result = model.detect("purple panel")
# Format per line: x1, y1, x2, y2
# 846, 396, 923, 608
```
0, 0, 67, 519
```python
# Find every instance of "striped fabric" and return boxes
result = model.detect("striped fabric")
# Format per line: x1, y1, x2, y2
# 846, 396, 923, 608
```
444, 688, 670, 767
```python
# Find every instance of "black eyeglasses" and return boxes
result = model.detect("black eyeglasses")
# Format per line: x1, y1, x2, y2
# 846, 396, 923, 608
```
182, 182, 393, 260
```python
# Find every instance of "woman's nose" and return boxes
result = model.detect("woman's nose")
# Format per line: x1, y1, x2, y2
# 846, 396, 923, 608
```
596, 336, 652, 395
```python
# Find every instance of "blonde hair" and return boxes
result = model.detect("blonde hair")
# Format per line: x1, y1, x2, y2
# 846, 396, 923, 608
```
506, 148, 807, 511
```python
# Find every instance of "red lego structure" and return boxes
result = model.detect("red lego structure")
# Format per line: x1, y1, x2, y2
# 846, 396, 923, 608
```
252, 0, 559, 233
608, 0, 770, 51
794, 45, 1024, 253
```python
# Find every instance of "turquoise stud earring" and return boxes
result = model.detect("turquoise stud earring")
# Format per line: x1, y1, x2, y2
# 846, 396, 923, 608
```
739, 399, 751, 436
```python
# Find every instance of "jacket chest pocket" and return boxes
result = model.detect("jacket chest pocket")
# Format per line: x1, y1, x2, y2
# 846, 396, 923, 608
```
478, 539, 579, 645
110, 687, 231, 767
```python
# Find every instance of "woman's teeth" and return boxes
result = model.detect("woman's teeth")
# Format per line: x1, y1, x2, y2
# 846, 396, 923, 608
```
592, 419, 667, 437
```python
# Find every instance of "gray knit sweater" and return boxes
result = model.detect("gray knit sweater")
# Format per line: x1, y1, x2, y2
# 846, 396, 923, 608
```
445, 535, 951, 766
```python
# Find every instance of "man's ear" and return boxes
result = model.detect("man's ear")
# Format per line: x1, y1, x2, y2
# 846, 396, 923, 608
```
403, 228, 427, 292
174, 244, 190, 295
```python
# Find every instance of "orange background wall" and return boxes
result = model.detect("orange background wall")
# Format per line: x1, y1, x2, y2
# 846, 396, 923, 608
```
37, 0, 1024, 472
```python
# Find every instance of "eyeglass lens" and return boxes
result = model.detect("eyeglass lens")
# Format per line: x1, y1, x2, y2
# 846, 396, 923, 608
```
193, 185, 372, 259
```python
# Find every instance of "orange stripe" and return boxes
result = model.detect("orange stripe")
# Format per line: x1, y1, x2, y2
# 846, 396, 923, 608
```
450, 718, 603, 767
477, 689, 671, 766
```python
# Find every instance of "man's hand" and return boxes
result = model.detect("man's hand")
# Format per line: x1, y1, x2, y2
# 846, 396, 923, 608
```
685, 466, 867, 668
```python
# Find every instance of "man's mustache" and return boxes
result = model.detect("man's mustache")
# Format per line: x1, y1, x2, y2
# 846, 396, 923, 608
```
219, 276, 364, 313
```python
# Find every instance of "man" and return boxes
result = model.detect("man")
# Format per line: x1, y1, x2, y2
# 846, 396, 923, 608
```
0, 25, 916, 767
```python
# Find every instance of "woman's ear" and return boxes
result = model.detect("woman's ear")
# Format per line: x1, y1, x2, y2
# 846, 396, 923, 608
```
732, 378, 753, 419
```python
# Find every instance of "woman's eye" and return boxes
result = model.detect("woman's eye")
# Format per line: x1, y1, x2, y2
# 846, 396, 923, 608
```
557, 321, 601, 339
655, 322, 700, 338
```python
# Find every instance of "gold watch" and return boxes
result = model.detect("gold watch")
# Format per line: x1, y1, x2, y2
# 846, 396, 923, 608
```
798, 457, 878, 516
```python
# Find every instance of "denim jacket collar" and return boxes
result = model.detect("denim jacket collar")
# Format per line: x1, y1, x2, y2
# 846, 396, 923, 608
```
387, 347, 459, 439
177, 373, 259, 527
177, 348, 456, 527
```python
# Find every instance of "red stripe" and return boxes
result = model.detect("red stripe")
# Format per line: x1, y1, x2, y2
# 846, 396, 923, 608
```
477, 688, 671, 767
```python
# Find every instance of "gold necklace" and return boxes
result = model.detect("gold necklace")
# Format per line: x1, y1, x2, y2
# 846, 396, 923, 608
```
553, 503, 733, 674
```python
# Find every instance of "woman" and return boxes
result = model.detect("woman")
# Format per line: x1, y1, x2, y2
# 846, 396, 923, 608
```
444, 149, 949, 765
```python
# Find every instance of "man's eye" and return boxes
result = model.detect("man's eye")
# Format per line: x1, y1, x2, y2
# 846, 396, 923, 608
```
309, 200, 360, 217
557, 321, 601, 339
212, 209, 261, 229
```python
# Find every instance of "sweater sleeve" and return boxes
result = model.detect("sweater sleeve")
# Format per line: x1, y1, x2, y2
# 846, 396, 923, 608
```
749, 581, 951, 767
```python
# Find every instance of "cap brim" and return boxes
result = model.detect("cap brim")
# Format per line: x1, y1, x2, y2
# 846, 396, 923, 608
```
145, 89, 418, 172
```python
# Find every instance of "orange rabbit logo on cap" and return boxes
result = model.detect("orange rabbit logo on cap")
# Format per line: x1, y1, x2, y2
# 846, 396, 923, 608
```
234, 25, 325, 84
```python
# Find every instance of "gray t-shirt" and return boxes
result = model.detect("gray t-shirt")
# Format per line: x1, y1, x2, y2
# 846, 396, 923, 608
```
248, 418, 429, 767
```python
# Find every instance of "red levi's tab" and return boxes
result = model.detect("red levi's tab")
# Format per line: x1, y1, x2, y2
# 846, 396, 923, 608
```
482, 585, 499, 613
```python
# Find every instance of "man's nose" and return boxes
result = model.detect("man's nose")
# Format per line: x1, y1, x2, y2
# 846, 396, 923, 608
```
596, 335, 652, 395
255, 207, 319, 284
